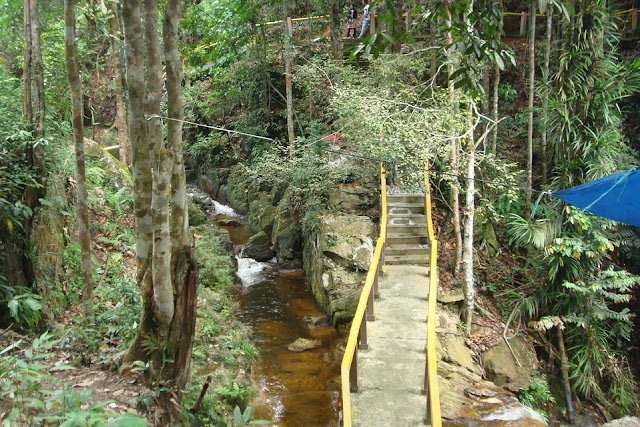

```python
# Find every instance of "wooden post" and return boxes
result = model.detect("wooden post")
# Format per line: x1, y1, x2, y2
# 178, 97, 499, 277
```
284, 16, 295, 158
520, 11, 527, 37
350, 351, 358, 392
359, 312, 368, 350
371, 13, 376, 33
632, 8, 638, 31
367, 277, 375, 320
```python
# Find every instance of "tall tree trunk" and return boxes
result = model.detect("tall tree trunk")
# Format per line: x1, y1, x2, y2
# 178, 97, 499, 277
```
164, 0, 196, 400
541, 10, 552, 184
462, 2, 476, 336
30, 0, 45, 142
492, 62, 500, 154
492, 1, 503, 154
557, 325, 575, 423
121, 0, 197, 419
445, 0, 462, 275
64, 0, 93, 318
463, 106, 476, 336
121, 0, 153, 364
526, 0, 536, 206
110, 0, 129, 167
284, 14, 296, 158
330, 0, 341, 60
142, 0, 175, 337
165, 1, 187, 253
22, 0, 32, 127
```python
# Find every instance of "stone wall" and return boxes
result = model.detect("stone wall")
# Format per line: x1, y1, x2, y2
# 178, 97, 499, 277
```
303, 214, 376, 325
199, 166, 378, 324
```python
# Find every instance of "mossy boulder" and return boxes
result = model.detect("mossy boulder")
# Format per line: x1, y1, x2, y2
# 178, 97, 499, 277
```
188, 198, 208, 227
243, 231, 274, 262
328, 183, 379, 213
303, 214, 376, 325
481, 336, 538, 392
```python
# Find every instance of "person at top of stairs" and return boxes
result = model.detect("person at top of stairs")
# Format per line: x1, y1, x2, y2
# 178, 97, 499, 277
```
346, 4, 357, 38
359, 2, 371, 38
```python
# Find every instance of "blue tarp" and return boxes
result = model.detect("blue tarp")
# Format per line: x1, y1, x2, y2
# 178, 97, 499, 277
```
552, 168, 640, 227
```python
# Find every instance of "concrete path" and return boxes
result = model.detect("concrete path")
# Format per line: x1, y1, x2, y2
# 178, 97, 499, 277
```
351, 265, 430, 426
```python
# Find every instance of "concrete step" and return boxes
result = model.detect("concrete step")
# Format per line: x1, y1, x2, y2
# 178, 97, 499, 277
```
386, 234, 429, 246
388, 214, 426, 226
387, 193, 425, 205
387, 203, 424, 215
388, 224, 428, 236
385, 253, 429, 265
385, 245, 429, 256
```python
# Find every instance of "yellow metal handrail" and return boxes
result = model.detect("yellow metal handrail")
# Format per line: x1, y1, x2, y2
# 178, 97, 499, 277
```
423, 164, 441, 426
341, 163, 387, 427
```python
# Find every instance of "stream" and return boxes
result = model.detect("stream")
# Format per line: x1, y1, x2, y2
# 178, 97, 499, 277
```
210, 200, 344, 426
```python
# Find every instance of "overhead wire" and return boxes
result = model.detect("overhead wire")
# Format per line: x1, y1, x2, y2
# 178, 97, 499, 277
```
146, 113, 553, 197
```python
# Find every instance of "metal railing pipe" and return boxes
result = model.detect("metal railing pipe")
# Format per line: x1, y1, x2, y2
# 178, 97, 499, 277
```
340, 164, 386, 427
423, 164, 442, 427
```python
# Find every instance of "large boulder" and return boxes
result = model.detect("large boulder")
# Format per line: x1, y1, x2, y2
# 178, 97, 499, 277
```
243, 231, 274, 262
602, 418, 640, 427
272, 198, 303, 269
328, 183, 378, 212
481, 336, 538, 392
303, 214, 376, 325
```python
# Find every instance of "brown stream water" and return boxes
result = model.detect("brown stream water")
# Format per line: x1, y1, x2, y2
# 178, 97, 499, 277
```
213, 203, 344, 426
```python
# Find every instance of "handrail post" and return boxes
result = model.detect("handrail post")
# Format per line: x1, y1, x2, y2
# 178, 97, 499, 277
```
367, 278, 375, 321
350, 351, 358, 392
359, 312, 368, 350
374, 256, 381, 298
520, 11, 527, 37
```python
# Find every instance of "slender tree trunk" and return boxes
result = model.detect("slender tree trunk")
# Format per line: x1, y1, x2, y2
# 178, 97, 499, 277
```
463, 107, 476, 336
143, 0, 176, 337
284, 15, 296, 158
526, 0, 536, 206
492, 2, 503, 154
541, 10, 552, 184
30, 0, 45, 142
557, 325, 575, 423
121, 0, 153, 365
482, 67, 490, 150
330, 0, 341, 60
165, 2, 188, 252
110, 0, 129, 167
64, 0, 93, 318
121, 1, 197, 418
445, 1, 462, 275
22, 0, 32, 127
164, 0, 197, 400
492, 62, 500, 154
462, 1, 476, 335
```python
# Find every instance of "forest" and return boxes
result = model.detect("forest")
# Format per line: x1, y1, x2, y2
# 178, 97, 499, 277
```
0, 0, 639, 425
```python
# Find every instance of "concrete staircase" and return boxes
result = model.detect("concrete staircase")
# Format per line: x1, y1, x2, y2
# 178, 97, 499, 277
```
386, 193, 429, 266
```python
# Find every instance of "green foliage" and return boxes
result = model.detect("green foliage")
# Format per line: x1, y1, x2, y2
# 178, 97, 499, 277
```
540, 0, 640, 182
509, 198, 640, 415
181, 0, 260, 69
0, 130, 43, 235
193, 224, 235, 290
330, 54, 468, 187
418, 0, 515, 98
215, 381, 255, 410
94, 269, 141, 352
498, 83, 517, 104
0, 344, 148, 426
518, 373, 555, 420
0, 70, 21, 140
228, 405, 271, 426
1, 285, 42, 330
